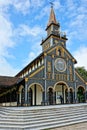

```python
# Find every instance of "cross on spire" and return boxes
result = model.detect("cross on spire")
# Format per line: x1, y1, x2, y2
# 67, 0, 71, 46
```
50, 2, 54, 8
47, 2, 57, 26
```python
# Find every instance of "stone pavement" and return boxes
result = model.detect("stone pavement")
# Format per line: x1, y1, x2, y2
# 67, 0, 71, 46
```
51, 122, 87, 130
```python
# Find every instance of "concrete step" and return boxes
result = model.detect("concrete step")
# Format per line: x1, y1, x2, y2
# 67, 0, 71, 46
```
0, 112, 87, 125
0, 114, 87, 130
0, 104, 87, 130
0, 110, 87, 122
0, 103, 86, 113
0, 106, 86, 116
0, 110, 86, 122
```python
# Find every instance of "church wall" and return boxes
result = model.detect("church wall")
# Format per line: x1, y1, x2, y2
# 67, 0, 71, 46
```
75, 73, 86, 89
45, 46, 75, 89
29, 67, 44, 79
27, 78, 45, 90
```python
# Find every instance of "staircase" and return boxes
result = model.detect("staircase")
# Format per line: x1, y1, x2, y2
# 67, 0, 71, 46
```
0, 104, 87, 130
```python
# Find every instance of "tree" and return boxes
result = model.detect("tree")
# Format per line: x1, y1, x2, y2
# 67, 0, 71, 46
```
75, 66, 87, 81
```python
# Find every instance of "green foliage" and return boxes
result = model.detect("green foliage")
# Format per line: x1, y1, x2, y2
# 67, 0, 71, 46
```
75, 66, 87, 81
77, 87, 85, 102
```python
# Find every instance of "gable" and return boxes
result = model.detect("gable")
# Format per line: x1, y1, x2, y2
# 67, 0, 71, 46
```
45, 43, 77, 64
75, 71, 86, 84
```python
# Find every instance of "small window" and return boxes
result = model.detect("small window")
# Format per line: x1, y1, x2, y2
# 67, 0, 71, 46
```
58, 49, 61, 56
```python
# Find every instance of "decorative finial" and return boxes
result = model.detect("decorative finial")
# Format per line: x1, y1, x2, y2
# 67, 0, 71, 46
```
49, 1, 54, 8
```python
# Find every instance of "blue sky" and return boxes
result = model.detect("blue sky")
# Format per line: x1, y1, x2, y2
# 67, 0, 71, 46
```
0, 0, 87, 76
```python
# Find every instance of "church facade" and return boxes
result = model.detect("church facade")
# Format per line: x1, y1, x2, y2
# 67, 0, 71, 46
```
0, 7, 87, 106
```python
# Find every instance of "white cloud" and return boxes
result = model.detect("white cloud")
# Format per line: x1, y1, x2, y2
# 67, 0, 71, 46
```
0, 57, 18, 76
0, 13, 19, 76
71, 15, 83, 26
0, 13, 15, 57
0, 0, 45, 76
23, 49, 42, 67
0, 0, 12, 9
65, 6, 87, 48
35, 6, 50, 20
0, 0, 30, 15
54, 0, 61, 9
35, 0, 61, 21
23, 52, 36, 66
0, 1, 20, 76
66, 0, 75, 10
14, 24, 44, 67
73, 46, 87, 70
12, 0, 30, 15
69, 14, 87, 42
23, 40, 42, 67
15, 24, 45, 37
30, 0, 44, 8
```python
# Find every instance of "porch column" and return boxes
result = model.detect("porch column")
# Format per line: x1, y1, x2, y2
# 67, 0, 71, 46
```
73, 62, 77, 103
19, 92, 21, 106
25, 78, 28, 106
44, 53, 47, 105
41, 91, 45, 105
72, 91, 74, 103
34, 84, 36, 106
68, 88, 70, 103
84, 91, 86, 103
52, 55, 54, 79
86, 83, 87, 102
17, 92, 20, 106
53, 91, 56, 105
27, 91, 30, 106
67, 58, 69, 81
62, 85, 64, 104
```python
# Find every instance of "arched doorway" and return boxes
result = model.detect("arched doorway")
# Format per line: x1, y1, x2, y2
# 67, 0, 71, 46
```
28, 83, 43, 106
54, 82, 69, 104
21, 88, 24, 106
70, 88, 73, 103
28, 88, 33, 106
77, 86, 85, 103
65, 88, 68, 103
18, 85, 25, 106
48, 88, 53, 105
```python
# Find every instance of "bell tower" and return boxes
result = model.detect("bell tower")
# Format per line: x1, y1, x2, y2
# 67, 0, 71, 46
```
46, 5, 60, 36
41, 6, 68, 52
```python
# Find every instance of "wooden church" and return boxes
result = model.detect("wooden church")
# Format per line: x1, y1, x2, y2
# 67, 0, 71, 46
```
0, 6, 87, 106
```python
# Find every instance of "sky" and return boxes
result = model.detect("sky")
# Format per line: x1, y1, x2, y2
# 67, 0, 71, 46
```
0, 0, 87, 76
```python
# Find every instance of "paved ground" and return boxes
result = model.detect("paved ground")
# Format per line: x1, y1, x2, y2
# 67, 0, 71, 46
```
51, 122, 87, 130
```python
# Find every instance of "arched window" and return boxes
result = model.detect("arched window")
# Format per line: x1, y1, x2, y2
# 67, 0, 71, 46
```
58, 49, 61, 56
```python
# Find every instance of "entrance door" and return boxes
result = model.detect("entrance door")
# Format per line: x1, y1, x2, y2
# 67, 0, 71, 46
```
48, 88, 53, 105
21, 88, 24, 106
28, 84, 43, 106
29, 88, 33, 106
65, 89, 68, 103
55, 84, 64, 104
70, 89, 73, 103
55, 83, 69, 104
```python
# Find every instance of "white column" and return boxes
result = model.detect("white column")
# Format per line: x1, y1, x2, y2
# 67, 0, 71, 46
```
44, 53, 47, 104
73, 63, 77, 103
25, 78, 28, 106
52, 55, 54, 79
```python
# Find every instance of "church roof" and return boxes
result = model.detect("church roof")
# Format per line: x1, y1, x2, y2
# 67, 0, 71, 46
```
0, 76, 19, 87
47, 6, 57, 26
15, 52, 44, 77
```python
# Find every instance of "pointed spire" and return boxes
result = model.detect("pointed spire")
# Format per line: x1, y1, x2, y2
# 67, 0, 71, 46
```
47, 5, 57, 26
